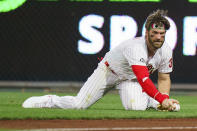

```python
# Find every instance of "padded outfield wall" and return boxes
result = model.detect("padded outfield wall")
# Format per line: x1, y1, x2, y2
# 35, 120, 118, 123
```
0, 0, 197, 83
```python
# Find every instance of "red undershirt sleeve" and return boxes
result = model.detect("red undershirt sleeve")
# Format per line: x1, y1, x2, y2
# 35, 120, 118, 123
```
131, 65, 169, 104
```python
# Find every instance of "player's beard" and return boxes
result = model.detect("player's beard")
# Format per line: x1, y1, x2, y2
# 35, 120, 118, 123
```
148, 34, 164, 49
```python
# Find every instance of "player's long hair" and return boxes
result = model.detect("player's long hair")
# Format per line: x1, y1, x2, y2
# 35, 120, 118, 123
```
145, 9, 170, 31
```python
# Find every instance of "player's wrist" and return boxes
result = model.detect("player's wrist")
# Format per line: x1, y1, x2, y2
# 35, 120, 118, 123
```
155, 92, 169, 104
162, 93, 169, 99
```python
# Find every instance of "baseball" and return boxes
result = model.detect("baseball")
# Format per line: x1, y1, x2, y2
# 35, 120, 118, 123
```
173, 103, 180, 111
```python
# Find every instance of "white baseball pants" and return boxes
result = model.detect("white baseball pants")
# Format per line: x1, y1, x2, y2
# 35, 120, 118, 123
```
50, 61, 120, 109
23, 61, 159, 110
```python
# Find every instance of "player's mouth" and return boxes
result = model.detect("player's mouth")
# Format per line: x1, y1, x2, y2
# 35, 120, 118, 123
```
154, 41, 162, 45
153, 41, 163, 48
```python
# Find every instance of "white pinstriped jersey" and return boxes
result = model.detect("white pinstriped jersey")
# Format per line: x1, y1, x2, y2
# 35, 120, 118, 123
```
104, 36, 173, 80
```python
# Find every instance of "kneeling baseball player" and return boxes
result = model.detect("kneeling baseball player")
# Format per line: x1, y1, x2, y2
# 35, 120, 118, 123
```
22, 9, 180, 112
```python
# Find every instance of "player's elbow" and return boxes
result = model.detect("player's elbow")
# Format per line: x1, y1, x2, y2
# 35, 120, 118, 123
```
136, 76, 149, 83
131, 65, 150, 83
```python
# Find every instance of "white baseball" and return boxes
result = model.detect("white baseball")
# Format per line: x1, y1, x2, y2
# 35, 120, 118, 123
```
173, 103, 180, 111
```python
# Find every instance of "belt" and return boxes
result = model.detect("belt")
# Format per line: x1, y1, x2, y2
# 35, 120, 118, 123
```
104, 61, 117, 75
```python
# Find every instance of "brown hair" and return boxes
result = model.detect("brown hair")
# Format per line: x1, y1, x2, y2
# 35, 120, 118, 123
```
145, 9, 170, 31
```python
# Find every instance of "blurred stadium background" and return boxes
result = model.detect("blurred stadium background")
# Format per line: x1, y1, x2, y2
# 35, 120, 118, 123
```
0, 0, 197, 93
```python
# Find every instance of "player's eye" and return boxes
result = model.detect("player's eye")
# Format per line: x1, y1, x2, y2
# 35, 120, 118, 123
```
152, 23, 158, 29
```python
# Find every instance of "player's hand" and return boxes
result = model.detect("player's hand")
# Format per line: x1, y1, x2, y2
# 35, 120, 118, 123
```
161, 98, 179, 111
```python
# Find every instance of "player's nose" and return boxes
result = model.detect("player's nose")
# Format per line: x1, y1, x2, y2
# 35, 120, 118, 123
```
155, 34, 162, 40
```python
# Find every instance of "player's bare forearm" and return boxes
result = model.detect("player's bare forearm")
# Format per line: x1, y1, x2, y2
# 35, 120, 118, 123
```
157, 72, 171, 95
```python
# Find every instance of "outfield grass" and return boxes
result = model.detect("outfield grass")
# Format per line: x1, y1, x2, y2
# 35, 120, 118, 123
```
0, 92, 197, 120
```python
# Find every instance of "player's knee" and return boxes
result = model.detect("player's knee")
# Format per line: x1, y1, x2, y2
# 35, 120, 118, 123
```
73, 100, 89, 109
74, 104, 89, 109
132, 105, 147, 111
124, 104, 147, 111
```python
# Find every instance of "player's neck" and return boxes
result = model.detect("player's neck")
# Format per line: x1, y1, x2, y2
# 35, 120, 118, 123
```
148, 48, 156, 58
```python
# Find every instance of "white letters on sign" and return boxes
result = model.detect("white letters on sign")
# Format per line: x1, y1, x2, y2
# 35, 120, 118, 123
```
78, 14, 196, 56
78, 14, 104, 54
183, 16, 197, 56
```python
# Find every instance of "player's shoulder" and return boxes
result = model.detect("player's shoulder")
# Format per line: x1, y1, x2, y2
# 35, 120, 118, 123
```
123, 36, 145, 48
125, 36, 145, 43
158, 42, 173, 59
160, 42, 173, 53
122, 37, 147, 56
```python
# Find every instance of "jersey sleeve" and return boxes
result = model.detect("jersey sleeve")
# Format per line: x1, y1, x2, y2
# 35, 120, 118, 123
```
158, 45, 173, 73
123, 46, 146, 66
132, 65, 169, 104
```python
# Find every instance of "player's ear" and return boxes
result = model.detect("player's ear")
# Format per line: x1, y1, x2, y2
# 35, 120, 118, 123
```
145, 30, 149, 36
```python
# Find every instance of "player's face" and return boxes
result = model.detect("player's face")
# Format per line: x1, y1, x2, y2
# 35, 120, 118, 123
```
146, 28, 166, 49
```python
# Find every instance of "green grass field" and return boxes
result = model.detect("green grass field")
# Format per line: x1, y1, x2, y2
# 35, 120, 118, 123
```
0, 91, 197, 120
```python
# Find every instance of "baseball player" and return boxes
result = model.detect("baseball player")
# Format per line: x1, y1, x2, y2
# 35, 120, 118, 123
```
23, 9, 180, 111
